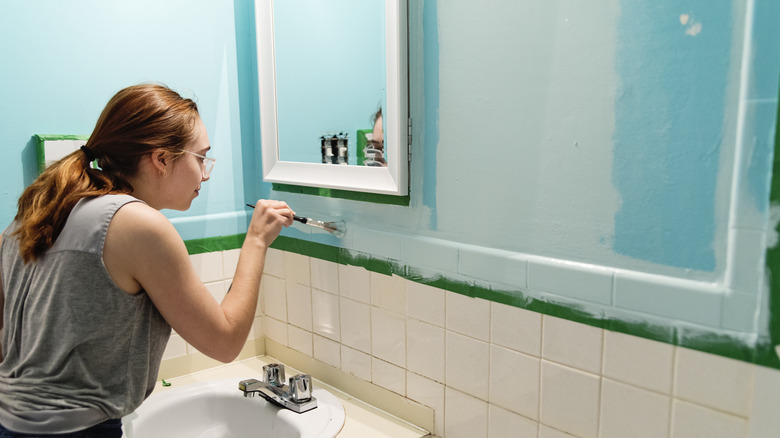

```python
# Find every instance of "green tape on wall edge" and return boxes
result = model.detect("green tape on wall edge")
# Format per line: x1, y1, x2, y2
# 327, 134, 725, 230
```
186, 232, 780, 370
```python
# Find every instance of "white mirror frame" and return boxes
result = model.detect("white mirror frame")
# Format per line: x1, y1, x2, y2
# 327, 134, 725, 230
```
255, 0, 409, 196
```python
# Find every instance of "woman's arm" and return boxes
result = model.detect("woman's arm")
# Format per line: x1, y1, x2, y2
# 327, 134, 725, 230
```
103, 200, 292, 363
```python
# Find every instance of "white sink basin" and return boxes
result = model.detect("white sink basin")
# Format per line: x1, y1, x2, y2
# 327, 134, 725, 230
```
122, 378, 345, 438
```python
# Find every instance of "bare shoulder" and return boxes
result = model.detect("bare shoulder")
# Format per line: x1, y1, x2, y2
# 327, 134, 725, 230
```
108, 201, 181, 247
104, 201, 187, 293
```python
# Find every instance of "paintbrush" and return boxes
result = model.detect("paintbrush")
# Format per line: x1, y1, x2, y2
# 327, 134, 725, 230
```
246, 204, 346, 238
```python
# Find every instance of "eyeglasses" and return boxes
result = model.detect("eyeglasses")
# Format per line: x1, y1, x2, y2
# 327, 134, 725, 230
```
182, 150, 216, 178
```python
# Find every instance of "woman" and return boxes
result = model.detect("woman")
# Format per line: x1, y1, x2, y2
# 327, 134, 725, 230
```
0, 83, 294, 436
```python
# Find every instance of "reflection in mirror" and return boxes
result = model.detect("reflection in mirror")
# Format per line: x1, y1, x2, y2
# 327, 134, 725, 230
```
256, 0, 408, 195
274, 1, 385, 166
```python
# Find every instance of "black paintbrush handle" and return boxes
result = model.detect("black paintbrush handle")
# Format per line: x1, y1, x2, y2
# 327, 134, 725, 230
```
246, 203, 307, 224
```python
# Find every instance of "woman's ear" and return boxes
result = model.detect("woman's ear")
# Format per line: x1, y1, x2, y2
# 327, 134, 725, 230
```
149, 149, 169, 177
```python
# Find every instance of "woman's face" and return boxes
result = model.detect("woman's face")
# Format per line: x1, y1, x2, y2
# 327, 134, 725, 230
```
372, 114, 383, 147
166, 117, 211, 211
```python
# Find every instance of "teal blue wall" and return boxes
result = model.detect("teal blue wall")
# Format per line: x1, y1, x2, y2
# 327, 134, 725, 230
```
0, 0, 260, 239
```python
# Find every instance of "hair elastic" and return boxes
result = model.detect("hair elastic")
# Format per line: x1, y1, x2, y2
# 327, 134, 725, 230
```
80, 145, 96, 162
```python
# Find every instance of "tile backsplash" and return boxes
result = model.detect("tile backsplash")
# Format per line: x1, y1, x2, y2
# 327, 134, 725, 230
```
163, 248, 780, 438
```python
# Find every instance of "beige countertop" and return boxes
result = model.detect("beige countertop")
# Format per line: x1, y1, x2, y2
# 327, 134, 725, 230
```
150, 356, 430, 438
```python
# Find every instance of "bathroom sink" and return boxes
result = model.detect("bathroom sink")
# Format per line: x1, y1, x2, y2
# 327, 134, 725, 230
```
122, 378, 345, 438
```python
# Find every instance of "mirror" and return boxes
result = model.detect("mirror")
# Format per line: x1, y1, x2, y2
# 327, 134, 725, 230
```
255, 0, 408, 196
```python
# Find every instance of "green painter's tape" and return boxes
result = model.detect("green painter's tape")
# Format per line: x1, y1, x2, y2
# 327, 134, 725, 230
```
763, 78, 780, 369
272, 183, 410, 206
184, 234, 245, 255
184, 232, 780, 369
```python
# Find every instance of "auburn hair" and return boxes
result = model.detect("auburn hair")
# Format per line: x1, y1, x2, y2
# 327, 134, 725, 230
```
12, 83, 200, 262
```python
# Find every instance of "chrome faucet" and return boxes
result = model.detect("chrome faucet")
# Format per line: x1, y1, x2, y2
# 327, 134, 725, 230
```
238, 363, 318, 413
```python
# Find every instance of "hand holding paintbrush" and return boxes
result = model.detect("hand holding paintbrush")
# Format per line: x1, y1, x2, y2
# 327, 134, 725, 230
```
246, 204, 346, 238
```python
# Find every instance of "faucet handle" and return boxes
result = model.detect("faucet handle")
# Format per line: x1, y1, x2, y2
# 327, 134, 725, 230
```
263, 363, 285, 387
289, 374, 312, 402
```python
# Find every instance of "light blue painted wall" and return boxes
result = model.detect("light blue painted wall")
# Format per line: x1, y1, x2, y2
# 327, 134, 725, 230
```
0, 0, 257, 239
1, 1, 779, 355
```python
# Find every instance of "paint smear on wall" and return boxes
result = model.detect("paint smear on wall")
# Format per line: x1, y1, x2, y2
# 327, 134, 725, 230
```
422, 0, 439, 229
612, 2, 734, 272
680, 14, 703, 36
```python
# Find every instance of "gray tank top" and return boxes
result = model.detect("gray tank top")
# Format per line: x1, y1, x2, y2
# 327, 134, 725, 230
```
0, 194, 171, 434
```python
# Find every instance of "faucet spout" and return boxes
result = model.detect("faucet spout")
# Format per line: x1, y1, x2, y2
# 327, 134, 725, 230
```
238, 364, 318, 413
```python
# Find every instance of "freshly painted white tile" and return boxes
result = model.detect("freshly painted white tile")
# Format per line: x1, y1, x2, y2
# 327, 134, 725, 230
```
675, 347, 754, 417
749, 365, 780, 438
540, 361, 600, 438
402, 235, 460, 274
371, 308, 406, 367
614, 273, 722, 327
488, 404, 538, 438
407, 319, 445, 382
528, 258, 613, 304
205, 281, 227, 304
459, 245, 527, 288
313, 335, 341, 369
372, 358, 406, 395
371, 272, 406, 314
352, 228, 402, 260
446, 331, 490, 401
339, 298, 371, 353
489, 345, 540, 420
341, 345, 371, 381
446, 292, 491, 342
264, 317, 288, 346
263, 248, 285, 277
406, 372, 445, 438
262, 275, 287, 322
162, 334, 187, 360
603, 330, 674, 393
339, 264, 371, 303
722, 292, 759, 333
542, 315, 602, 374
671, 399, 748, 438
728, 228, 766, 294
288, 325, 313, 356
406, 280, 446, 327
445, 388, 489, 438
732, 101, 778, 230
310, 257, 339, 294
222, 249, 240, 279
286, 283, 312, 331
283, 251, 310, 286
190, 251, 224, 283
491, 302, 542, 356
311, 290, 340, 341
600, 378, 671, 438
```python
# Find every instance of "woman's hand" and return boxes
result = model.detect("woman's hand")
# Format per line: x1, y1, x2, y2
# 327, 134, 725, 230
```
246, 200, 294, 248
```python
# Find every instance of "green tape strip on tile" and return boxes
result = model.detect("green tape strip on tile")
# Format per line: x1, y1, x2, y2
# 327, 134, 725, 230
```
763, 87, 780, 369
185, 233, 780, 370
272, 183, 410, 206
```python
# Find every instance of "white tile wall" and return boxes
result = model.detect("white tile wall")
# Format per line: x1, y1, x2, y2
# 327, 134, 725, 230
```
168, 249, 780, 438
542, 315, 603, 374
540, 361, 600, 438
600, 379, 671, 438
602, 330, 674, 393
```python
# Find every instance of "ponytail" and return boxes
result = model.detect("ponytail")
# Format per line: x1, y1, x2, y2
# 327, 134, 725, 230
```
12, 148, 131, 262
11, 83, 199, 262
